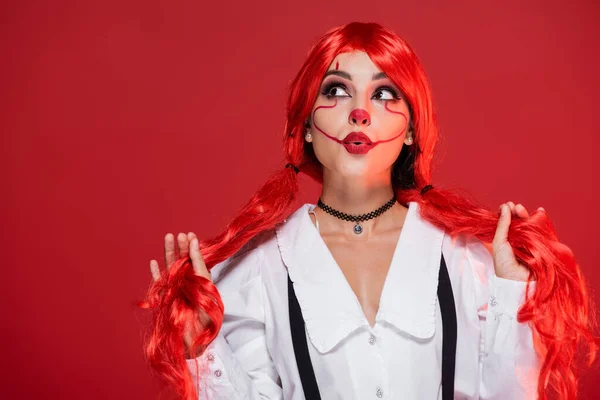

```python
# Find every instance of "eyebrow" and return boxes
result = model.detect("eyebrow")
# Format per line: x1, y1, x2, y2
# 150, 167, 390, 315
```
323, 70, 388, 81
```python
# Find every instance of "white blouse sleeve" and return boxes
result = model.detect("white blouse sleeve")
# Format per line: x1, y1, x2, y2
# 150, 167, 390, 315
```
449, 235, 541, 399
185, 245, 283, 400
480, 275, 539, 399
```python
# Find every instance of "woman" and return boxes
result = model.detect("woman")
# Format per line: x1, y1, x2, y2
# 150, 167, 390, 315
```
141, 22, 597, 400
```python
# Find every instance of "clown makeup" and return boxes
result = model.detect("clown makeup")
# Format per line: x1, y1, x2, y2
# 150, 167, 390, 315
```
307, 51, 412, 178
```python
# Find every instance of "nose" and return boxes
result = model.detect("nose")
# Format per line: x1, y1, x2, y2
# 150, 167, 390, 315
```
349, 108, 371, 127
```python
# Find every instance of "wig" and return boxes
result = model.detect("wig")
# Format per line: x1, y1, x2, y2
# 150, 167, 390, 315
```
139, 22, 598, 400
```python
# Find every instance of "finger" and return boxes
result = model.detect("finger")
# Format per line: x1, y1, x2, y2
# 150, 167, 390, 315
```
164, 233, 176, 269
515, 203, 529, 219
178, 232, 190, 259
187, 232, 197, 242
498, 201, 516, 216
493, 204, 512, 248
150, 259, 161, 282
537, 206, 546, 213
189, 237, 211, 280
507, 201, 516, 216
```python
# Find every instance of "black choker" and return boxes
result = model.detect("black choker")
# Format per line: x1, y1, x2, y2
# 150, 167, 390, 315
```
317, 195, 397, 235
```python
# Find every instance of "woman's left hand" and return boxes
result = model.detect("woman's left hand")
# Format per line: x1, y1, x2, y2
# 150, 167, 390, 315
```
492, 201, 537, 281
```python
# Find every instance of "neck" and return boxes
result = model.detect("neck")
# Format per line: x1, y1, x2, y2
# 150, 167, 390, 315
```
315, 167, 404, 238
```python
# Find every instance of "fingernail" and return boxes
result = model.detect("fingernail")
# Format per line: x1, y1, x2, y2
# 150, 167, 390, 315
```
191, 238, 198, 247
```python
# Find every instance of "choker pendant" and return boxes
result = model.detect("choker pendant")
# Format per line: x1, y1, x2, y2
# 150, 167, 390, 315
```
353, 221, 363, 235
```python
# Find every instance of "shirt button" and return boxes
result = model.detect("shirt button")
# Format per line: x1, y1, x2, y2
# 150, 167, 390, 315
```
376, 387, 384, 398
368, 334, 377, 345
214, 369, 222, 378
207, 353, 215, 361
490, 296, 498, 307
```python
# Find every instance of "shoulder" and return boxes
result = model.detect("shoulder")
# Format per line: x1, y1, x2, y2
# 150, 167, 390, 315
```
442, 232, 495, 284
410, 200, 494, 279
209, 203, 309, 290
209, 229, 279, 290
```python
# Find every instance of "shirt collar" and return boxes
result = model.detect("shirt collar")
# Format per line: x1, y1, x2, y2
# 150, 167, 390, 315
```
275, 201, 445, 354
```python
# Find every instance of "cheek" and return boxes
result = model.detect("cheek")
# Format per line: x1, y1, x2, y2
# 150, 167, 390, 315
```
312, 98, 351, 129
311, 99, 355, 146
373, 102, 409, 135
310, 135, 343, 171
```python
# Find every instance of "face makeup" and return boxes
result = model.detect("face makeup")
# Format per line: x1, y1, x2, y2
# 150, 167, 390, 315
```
311, 101, 408, 155
307, 51, 412, 177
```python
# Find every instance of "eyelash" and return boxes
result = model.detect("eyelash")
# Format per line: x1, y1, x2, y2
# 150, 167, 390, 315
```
321, 80, 401, 100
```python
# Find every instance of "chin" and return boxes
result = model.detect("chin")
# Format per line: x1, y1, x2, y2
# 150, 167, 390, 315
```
334, 159, 381, 177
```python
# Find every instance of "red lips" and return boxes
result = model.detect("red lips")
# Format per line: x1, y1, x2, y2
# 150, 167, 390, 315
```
341, 131, 373, 154
343, 132, 373, 145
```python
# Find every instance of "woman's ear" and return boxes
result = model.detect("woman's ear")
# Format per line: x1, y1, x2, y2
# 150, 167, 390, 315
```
304, 118, 311, 131
404, 129, 414, 145
304, 118, 313, 142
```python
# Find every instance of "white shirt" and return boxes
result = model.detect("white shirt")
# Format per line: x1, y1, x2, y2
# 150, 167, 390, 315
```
186, 201, 540, 399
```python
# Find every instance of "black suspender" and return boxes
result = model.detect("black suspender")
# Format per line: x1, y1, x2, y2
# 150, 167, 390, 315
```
288, 275, 323, 400
438, 254, 458, 399
287, 254, 457, 400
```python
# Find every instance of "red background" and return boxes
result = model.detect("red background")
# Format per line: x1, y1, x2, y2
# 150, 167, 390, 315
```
2, 0, 598, 398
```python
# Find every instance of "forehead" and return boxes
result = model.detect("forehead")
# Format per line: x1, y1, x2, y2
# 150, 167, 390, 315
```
328, 51, 381, 73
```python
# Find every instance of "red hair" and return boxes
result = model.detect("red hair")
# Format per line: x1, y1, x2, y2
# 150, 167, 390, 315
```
139, 22, 598, 399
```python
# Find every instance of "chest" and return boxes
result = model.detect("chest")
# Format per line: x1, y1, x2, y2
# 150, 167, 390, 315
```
321, 228, 402, 326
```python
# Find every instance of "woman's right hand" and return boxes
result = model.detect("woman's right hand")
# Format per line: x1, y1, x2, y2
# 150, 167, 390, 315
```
149, 232, 214, 357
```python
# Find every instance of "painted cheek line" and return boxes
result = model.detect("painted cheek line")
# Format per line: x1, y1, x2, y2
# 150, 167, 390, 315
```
312, 99, 344, 144
371, 130, 405, 147
366, 103, 410, 147
384, 101, 406, 116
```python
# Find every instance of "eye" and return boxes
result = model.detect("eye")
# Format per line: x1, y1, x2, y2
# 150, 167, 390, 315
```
321, 80, 351, 98
372, 86, 400, 101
